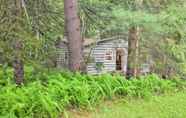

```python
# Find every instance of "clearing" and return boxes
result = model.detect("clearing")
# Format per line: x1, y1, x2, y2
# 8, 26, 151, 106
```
67, 91, 186, 118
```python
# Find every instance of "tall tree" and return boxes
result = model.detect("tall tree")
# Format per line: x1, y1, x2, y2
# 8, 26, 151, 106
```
127, 26, 140, 78
64, 0, 84, 71
126, 0, 143, 78
13, 0, 24, 85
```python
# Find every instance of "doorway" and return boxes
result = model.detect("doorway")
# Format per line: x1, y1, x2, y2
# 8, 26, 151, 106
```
116, 49, 124, 71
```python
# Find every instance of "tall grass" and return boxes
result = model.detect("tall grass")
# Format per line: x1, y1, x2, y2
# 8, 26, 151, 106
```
0, 69, 186, 118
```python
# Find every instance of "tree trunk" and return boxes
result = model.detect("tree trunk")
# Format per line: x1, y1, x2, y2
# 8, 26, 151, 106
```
64, 0, 84, 72
127, 26, 140, 78
13, 41, 24, 85
13, 0, 24, 85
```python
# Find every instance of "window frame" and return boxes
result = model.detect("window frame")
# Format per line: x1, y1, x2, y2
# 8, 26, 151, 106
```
104, 49, 113, 61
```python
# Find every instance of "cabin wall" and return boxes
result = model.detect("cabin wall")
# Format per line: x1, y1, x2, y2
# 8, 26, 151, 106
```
56, 43, 69, 69
56, 38, 128, 74
87, 39, 128, 74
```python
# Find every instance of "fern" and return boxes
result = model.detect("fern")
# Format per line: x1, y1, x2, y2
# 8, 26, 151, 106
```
0, 70, 186, 118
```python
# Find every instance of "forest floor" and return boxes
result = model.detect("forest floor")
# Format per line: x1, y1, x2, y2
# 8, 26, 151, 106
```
66, 91, 186, 118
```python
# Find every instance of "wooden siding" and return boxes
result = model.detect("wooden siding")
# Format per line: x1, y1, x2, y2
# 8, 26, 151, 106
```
56, 37, 128, 74
87, 39, 128, 74
56, 43, 69, 69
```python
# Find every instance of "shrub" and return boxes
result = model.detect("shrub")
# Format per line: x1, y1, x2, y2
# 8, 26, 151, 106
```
0, 69, 186, 118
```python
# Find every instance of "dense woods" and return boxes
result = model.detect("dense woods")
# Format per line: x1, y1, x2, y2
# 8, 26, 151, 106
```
0, 0, 186, 117
0, 0, 186, 78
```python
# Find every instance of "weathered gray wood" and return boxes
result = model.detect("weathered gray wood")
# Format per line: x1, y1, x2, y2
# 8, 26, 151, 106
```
56, 36, 128, 74
56, 41, 69, 69
86, 38, 128, 74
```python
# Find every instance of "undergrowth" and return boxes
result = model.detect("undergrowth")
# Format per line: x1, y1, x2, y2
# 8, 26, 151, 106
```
0, 69, 186, 118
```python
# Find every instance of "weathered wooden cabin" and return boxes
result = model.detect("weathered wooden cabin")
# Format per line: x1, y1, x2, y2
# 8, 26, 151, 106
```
56, 36, 132, 74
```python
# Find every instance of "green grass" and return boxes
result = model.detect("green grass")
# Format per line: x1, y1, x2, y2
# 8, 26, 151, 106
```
89, 92, 186, 118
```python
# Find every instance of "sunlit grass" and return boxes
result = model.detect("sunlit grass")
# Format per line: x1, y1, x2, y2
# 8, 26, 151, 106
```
90, 92, 186, 118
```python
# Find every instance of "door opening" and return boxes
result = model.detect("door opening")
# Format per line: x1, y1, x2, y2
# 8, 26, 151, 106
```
116, 49, 124, 71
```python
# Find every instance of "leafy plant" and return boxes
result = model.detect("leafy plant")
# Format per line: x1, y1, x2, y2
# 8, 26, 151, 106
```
0, 69, 186, 118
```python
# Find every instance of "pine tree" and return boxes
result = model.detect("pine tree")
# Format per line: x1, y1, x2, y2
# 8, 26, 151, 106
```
64, 0, 84, 71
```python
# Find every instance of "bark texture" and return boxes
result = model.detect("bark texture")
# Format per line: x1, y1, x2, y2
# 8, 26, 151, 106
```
13, 41, 24, 85
13, 0, 24, 85
127, 26, 140, 78
64, 0, 84, 72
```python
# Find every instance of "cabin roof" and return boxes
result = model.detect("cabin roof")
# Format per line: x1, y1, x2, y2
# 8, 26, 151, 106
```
59, 35, 127, 47
59, 38, 95, 47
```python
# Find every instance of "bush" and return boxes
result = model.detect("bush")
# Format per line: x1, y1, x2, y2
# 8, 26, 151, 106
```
0, 69, 186, 118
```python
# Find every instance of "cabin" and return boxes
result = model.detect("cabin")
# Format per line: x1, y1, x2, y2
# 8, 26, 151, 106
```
56, 36, 150, 74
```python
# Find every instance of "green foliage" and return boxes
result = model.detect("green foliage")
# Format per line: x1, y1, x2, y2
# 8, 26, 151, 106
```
79, 0, 186, 78
0, 69, 186, 117
1, 0, 186, 76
